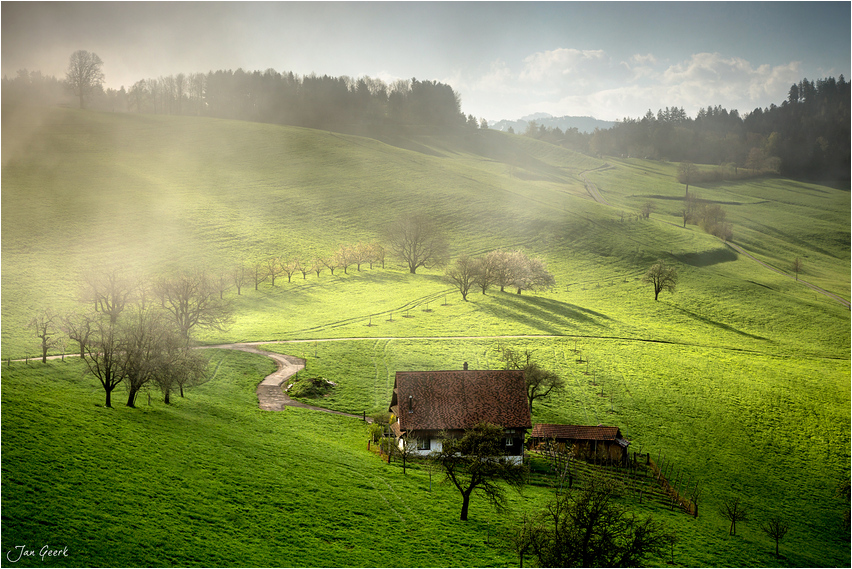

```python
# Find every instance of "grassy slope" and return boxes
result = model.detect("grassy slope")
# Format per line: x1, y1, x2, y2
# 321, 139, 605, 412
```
2, 106, 849, 567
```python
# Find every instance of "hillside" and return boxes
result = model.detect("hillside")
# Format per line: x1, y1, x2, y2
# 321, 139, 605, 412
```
1, 106, 850, 567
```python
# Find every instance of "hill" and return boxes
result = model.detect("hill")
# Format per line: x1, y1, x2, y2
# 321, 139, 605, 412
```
1, 105, 849, 567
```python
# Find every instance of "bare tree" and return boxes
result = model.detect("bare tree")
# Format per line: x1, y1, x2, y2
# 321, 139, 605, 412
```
385, 214, 449, 274
152, 332, 208, 404
487, 250, 517, 292
153, 269, 233, 339
681, 190, 701, 228
296, 257, 310, 279
30, 308, 60, 363
677, 161, 698, 192
501, 348, 564, 415
791, 257, 803, 280
760, 515, 790, 556
393, 435, 421, 476
446, 254, 478, 301
334, 245, 354, 275
719, 496, 750, 536
251, 260, 268, 290
311, 257, 325, 278
266, 256, 284, 286
81, 268, 136, 324
282, 257, 300, 283
642, 260, 678, 301
509, 513, 536, 568
473, 254, 498, 294
121, 308, 171, 407
213, 270, 231, 299
524, 364, 564, 415
322, 255, 339, 276
60, 311, 97, 358
353, 242, 370, 271
430, 423, 526, 521
231, 264, 248, 295
82, 320, 128, 407
65, 50, 104, 109
513, 255, 556, 295
367, 243, 385, 269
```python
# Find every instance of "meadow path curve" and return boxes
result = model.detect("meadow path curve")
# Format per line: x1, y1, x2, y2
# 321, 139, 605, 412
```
201, 342, 372, 420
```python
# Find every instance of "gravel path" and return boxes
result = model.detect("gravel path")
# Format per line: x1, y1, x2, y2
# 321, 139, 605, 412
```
202, 342, 371, 420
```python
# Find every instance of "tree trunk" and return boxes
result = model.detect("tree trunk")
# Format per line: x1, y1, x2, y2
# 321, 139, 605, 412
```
164, 390, 170, 405
460, 492, 471, 521
105, 388, 113, 408
126, 387, 139, 407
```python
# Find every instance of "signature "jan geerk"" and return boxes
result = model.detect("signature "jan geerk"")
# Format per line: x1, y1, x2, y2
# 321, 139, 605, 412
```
7, 545, 69, 563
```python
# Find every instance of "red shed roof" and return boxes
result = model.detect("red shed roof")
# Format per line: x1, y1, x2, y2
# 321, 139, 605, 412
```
390, 370, 531, 432
531, 424, 624, 441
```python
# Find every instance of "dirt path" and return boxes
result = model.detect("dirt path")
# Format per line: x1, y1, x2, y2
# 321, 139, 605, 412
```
723, 242, 851, 309
579, 166, 611, 206
201, 343, 371, 420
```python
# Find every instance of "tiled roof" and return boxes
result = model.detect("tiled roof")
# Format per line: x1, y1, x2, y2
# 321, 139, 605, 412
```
531, 423, 624, 441
390, 370, 531, 432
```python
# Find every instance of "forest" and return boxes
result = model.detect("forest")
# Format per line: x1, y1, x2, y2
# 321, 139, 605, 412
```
3, 63, 849, 181
526, 77, 851, 181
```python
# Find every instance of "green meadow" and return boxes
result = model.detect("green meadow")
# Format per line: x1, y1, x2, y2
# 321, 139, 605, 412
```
2, 105, 849, 567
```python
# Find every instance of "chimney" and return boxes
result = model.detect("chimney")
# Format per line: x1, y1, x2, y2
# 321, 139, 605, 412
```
463, 362, 468, 370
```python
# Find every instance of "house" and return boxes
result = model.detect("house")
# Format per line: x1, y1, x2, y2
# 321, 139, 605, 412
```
388, 365, 532, 463
530, 423, 630, 463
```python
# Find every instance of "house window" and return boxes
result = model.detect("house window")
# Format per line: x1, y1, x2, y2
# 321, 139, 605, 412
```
417, 438, 431, 450
505, 437, 514, 447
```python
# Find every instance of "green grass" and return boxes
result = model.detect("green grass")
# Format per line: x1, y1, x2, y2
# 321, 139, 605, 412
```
2, 105, 849, 567
0, 353, 546, 567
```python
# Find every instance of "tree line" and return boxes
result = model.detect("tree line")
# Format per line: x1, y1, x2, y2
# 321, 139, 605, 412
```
523, 76, 850, 181
3, 50, 476, 134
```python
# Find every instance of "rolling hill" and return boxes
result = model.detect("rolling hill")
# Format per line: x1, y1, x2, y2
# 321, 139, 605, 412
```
2, 105, 849, 567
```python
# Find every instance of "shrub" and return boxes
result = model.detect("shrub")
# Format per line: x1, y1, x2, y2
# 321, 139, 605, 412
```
288, 376, 336, 398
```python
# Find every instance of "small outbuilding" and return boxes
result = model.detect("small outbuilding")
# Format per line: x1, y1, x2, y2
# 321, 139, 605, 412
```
388, 366, 532, 463
530, 423, 630, 463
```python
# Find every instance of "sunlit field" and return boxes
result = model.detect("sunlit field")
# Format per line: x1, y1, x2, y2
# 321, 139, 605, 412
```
2, 106, 849, 567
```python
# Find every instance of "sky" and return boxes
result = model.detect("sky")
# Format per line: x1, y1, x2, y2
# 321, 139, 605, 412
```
2, 1, 850, 122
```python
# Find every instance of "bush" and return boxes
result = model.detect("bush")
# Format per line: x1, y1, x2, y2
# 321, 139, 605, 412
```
287, 376, 336, 398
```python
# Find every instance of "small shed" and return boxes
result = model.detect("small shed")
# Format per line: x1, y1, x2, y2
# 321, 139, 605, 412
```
530, 424, 630, 463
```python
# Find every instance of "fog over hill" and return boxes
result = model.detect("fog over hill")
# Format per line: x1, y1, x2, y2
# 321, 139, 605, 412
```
488, 113, 616, 134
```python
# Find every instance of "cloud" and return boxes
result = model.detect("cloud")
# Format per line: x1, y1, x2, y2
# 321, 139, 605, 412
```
453, 48, 805, 122
661, 52, 802, 109
621, 53, 659, 81
519, 48, 608, 83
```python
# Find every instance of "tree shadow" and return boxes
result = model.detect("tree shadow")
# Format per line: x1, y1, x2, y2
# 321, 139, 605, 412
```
675, 248, 738, 267
477, 293, 612, 336
668, 304, 771, 343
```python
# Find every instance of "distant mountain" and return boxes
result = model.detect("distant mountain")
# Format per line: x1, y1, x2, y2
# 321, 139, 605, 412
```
488, 113, 615, 134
